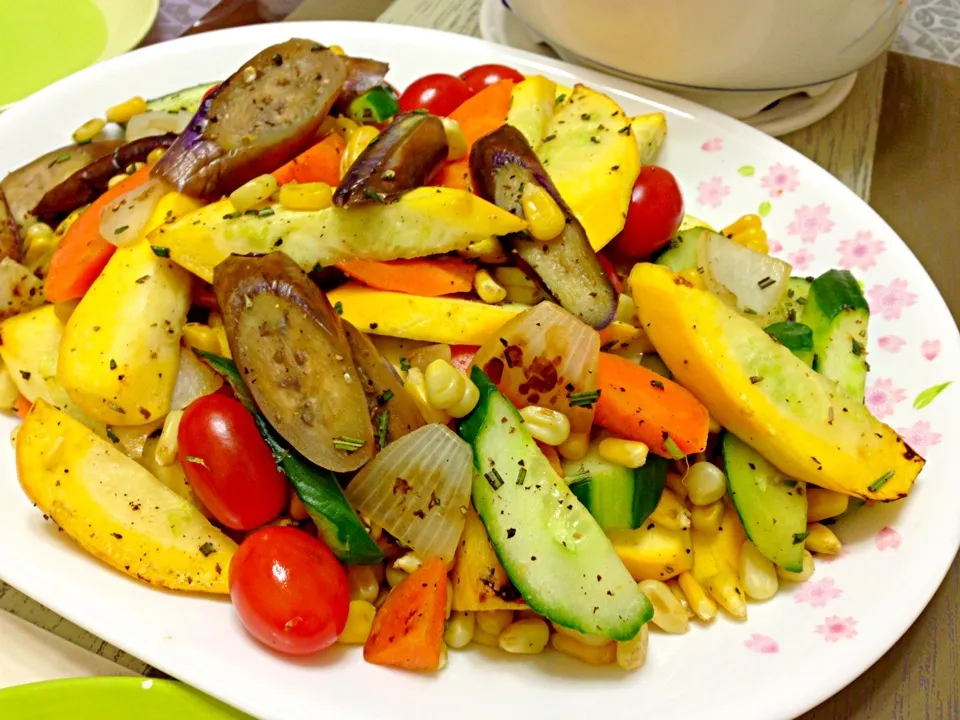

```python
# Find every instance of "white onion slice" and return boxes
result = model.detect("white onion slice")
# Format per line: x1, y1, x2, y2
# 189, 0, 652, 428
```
344, 424, 472, 564
99, 177, 166, 247
125, 110, 192, 142
471, 301, 599, 437
170, 349, 223, 411
698, 230, 792, 323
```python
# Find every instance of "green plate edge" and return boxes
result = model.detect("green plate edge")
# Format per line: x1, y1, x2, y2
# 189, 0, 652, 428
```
0, 677, 253, 720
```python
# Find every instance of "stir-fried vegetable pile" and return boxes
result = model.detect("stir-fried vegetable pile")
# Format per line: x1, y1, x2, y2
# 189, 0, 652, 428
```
0, 39, 924, 672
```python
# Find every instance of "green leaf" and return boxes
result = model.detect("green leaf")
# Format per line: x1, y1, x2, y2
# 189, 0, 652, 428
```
758, 201, 772, 217
738, 165, 755, 177
913, 381, 952, 410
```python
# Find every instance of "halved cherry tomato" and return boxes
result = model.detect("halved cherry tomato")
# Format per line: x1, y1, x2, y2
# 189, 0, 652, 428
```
449, 345, 478, 373
178, 394, 287, 531
230, 527, 349, 656
612, 165, 685, 259
397, 73, 474, 116
459, 63, 525, 94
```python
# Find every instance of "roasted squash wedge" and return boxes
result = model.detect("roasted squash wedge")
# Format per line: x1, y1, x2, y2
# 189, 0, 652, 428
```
608, 521, 693, 582
691, 500, 745, 586
630, 263, 924, 501
450, 507, 526, 612
506, 74, 557, 147
17, 401, 235, 593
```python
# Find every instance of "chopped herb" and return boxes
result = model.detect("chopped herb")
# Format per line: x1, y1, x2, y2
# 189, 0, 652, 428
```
258, 207, 275, 217
852, 339, 864, 356
506, 528, 517, 538
333, 436, 365, 453
114, 225, 129, 235
106, 428, 120, 443
749, 375, 764, 384
107, 402, 126, 414
364, 188, 386, 204
484, 468, 504, 490
516, 466, 527, 486
580, 113, 592, 120
109, 359, 117, 370
199, 542, 216, 557
868, 470, 895, 492
271, 53, 283, 65
650, 379, 665, 390
795, 297, 807, 306
399, 356, 411, 372
377, 411, 390, 449
565, 472, 591, 484
517, 182, 525, 193
244, 209, 259, 216
410, 108, 428, 114
333, 301, 343, 315
185, 455, 208, 469
782, 479, 798, 488
589, 136, 600, 144
222, 211, 242, 220
18, 370, 30, 380
151, 246, 170, 258
617, 125, 632, 135
757, 276, 776, 290
382, 169, 396, 181
542, 133, 557, 142
53, 153, 71, 164
76, 138, 92, 146
135, 275, 150, 284
567, 389, 600, 407
378, 390, 394, 405
663, 436, 684, 460
555, 94, 567, 105
792, 531, 810, 544
743, 307, 758, 315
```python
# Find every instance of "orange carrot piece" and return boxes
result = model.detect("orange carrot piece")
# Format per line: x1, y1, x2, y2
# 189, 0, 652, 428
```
363, 556, 447, 671
335, 258, 476, 297
437, 79, 515, 191
44, 164, 154, 303
272, 133, 345, 186
13, 395, 31, 419
594, 352, 709, 458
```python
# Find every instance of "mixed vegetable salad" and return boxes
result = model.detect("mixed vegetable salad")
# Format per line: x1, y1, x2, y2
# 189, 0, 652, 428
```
0, 39, 924, 672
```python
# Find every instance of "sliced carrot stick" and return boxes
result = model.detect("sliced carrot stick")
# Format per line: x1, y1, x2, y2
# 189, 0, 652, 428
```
13, 395, 31, 419
44, 164, 154, 303
363, 556, 447, 671
594, 352, 709, 458
335, 258, 476, 297
272, 133, 345, 186
438, 79, 515, 191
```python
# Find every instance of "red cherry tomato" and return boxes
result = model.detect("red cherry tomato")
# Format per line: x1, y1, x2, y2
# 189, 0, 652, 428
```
449, 345, 479, 373
178, 394, 287, 531
459, 63, 525, 95
397, 74, 474, 116
612, 165, 685, 259
230, 527, 349, 656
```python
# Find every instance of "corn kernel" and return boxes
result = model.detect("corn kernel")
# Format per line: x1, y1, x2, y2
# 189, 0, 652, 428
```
615, 624, 649, 670
107, 173, 129, 189
777, 549, 815, 583
447, 376, 479, 418
229, 174, 279, 213
691, 500, 724, 534
476, 610, 514, 636
72, 118, 105, 144
806, 488, 849, 522
146, 147, 166, 165
678, 571, 716, 622
684, 461, 727, 506
277, 181, 334, 211
706, 568, 747, 620
385, 564, 407, 588
340, 125, 379, 178
213, 326, 231, 359
25, 222, 53, 243
649, 488, 691, 531
521, 182, 565, 241
806, 522, 842, 555
242, 66, 258, 83
519, 405, 571, 446
474, 268, 507, 304
337, 600, 375, 644
182, 323, 221, 356
328, 44, 345, 56
404, 367, 451, 424
557, 431, 589, 460
739, 540, 779, 600
499, 618, 550, 654
551, 622, 611, 647
459, 237, 508, 264
441, 117, 468, 161
722, 213, 762, 236
346, 565, 380, 604
425, 359, 466, 410
154, 410, 182, 467
598, 437, 649, 469
335, 115, 359, 139
105, 96, 147, 124
666, 579, 695, 619
678, 267, 704, 289
638, 579, 689, 634
445, 611, 476, 649
393, 552, 422, 575
471, 626, 502, 648
551, 631, 615, 665
722, 214, 768, 254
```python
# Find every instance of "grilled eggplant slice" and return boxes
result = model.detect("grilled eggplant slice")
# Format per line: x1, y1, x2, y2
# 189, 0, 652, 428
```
154, 39, 347, 200
334, 55, 390, 113
470, 125, 617, 329
0, 191, 21, 263
214, 252, 374, 472
334, 112, 447, 206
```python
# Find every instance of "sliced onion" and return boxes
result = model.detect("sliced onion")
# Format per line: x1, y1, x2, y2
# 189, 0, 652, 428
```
99, 177, 166, 247
471, 301, 600, 437
125, 110, 192, 142
170, 348, 223, 411
697, 230, 792, 323
344, 423, 472, 564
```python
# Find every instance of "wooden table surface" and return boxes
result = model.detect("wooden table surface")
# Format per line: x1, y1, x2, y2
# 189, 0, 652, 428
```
1, 1, 956, 717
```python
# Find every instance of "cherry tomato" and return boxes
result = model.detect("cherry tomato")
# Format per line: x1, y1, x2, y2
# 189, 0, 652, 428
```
449, 345, 478, 373
230, 526, 349, 656
178, 394, 287, 531
612, 165, 685, 259
397, 73, 474, 116
459, 63, 524, 94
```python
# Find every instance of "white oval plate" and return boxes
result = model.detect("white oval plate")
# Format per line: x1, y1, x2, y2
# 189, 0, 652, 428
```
0, 21, 957, 720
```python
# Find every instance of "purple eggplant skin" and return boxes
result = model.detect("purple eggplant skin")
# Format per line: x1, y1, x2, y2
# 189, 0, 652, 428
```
469, 125, 617, 330
334, 112, 447, 207
31, 134, 176, 224
0, 190, 21, 263
1, 141, 121, 229
153, 39, 347, 200
333, 56, 390, 114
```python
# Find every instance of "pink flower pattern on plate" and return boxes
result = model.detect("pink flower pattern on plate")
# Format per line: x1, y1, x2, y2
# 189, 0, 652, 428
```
867, 279, 918, 320
875, 526, 901, 551
865, 378, 907, 418
878, 336, 906, 353
794, 578, 843, 608
837, 231, 886, 271
760, 163, 799, 198
787, 203, 834, 244
815, 616, 858, 643
701, 138, 723, 152
767, 238, 784, 254
696, 177, 731, 208
787, 247, 816, 272
922, 339, 941, 361
744, 634, 779, 654
897, 420, 942, 455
